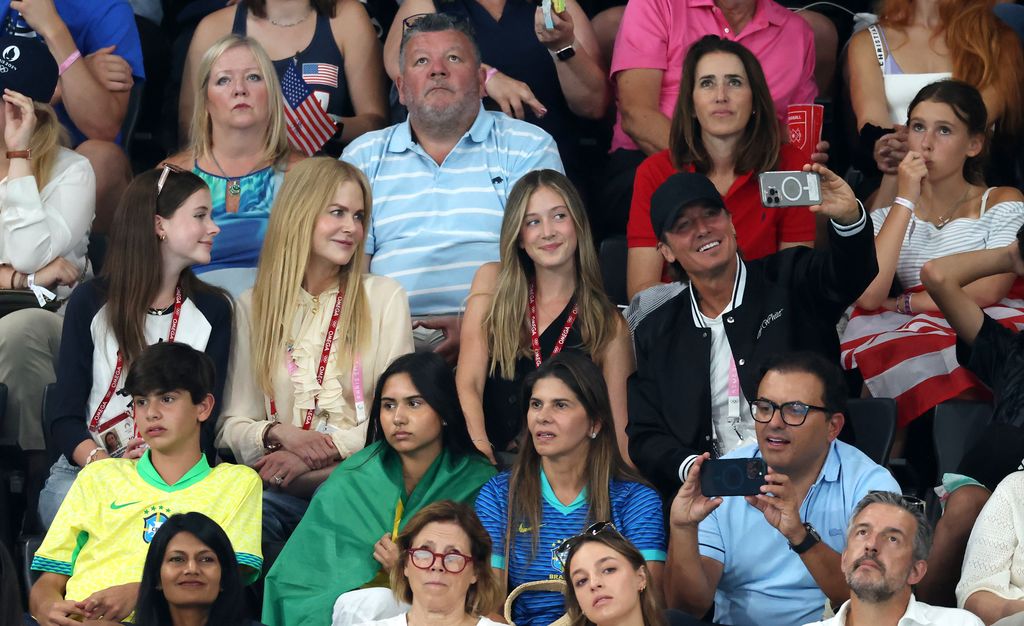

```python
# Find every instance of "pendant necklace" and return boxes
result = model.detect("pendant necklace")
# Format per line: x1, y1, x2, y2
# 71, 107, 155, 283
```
209, 152, 261, 200
932, 186, 972, 230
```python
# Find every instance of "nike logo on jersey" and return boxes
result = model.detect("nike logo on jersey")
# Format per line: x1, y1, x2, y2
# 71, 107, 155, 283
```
110, 500, 141, 509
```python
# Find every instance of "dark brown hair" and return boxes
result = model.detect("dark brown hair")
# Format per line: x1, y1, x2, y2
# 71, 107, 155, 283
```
906, 79, 989, 184
245, 0, 337, 18
509, 352, 646, 556
669, 35, 780, 175
392, 500, 503, 615
100, 168, 229, 366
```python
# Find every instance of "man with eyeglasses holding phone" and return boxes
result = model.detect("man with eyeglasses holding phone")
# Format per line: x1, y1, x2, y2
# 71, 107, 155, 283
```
802, 491, 982, 626
664, 352, 898, 626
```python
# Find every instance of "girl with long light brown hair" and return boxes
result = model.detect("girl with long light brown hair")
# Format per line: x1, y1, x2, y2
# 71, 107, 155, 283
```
457, 169, 633, 466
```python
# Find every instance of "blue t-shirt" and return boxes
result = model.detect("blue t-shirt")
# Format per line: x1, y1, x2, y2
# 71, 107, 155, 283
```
698, 440, 900, 626
1, 0, 145, 146
475, 470, 666, 626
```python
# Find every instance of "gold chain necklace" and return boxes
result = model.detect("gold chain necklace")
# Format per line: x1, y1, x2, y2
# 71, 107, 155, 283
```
928, 185, 973, 229
269, 9, 313, 27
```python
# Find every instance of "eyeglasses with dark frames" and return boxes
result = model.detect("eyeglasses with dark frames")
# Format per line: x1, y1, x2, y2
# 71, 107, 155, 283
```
749, 398, 830, 427
156, 163, 187, 196
554, 521, 621, 568
406, 547, 473, 573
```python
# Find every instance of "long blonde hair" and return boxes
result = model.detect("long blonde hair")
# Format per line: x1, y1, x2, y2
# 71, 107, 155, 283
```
485, 170, 618, 380
188, 34, 289, 166
27, 103, 68, 190
250, 158, 372, 396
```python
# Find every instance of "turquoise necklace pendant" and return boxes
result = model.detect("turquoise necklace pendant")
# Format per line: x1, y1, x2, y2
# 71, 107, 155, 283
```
228, 180, 241, 196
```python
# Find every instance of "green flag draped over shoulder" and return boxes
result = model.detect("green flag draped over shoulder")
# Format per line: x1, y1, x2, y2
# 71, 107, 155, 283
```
262, 441, 497, 626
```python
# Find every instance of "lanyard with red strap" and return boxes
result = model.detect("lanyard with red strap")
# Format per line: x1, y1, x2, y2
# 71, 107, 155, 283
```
270, 289, 366, 430
89, 287, 183, 432
528, 281, 578, 369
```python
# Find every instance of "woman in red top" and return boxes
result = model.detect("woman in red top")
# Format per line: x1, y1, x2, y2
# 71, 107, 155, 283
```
625, 35, 816, 299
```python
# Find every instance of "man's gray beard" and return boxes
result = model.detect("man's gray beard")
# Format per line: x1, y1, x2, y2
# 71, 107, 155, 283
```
847, 572, 899, 603
411, 97, 477, 138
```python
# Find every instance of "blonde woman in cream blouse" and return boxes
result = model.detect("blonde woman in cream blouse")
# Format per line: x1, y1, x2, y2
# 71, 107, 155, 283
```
217, 157, 413, 542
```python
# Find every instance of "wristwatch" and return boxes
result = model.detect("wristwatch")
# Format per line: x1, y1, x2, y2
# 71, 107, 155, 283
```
555, 43, 576, 61
6, 149, 30, 160
789, 523, 821, 555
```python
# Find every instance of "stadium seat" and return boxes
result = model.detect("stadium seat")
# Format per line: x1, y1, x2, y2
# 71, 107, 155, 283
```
846, 397, 897, 466
599, 235, 628, 307
933, 400, 994, 478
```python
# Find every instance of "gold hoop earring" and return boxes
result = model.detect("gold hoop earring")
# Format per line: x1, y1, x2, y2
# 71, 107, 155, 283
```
159, 234, 167, 242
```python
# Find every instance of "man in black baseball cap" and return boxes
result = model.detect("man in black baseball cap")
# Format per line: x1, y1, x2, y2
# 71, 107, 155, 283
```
627, 163, 879, 501
649, 171, 727, 241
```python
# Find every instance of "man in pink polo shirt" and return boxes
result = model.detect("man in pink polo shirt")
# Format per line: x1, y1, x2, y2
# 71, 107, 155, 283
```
592, 0, 816, 242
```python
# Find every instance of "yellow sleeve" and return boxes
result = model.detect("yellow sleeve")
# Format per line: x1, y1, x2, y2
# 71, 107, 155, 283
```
33, 462, 97, 576
218, 466, 264, 582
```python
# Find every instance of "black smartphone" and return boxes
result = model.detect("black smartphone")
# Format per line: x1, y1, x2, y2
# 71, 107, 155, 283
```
699, 458, 767, 497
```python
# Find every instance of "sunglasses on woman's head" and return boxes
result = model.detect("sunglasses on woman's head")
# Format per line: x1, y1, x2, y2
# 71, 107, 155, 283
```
156, 163, 187, 196
554, 521, 621, 568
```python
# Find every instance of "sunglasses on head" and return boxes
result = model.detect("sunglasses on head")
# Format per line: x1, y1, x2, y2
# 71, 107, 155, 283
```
156, 163, 187, 196
554, 521, 621, 568
867, 491, 927, 516
401, 12, 470, 33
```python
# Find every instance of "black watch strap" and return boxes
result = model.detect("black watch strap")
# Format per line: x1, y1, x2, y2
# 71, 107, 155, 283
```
555, 44, 576, 61
789, 523, 820, 555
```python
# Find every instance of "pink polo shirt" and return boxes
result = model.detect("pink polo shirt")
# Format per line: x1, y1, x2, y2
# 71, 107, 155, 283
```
610, 0, 817, 152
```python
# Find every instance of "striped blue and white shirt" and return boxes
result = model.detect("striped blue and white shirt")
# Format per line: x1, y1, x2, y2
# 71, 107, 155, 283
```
342, 106, 563, 315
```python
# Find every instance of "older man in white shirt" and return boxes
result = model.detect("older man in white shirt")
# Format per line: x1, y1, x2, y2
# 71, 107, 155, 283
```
804, 491, 982, 626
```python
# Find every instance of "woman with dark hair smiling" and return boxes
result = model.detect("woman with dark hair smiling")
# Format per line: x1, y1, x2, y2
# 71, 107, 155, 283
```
263, 352, 497, 626
134, 512, 261, 626
625, 35, 818, 299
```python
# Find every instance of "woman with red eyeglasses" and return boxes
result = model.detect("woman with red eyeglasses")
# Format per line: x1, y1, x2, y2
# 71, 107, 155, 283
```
354, 500, 505, 626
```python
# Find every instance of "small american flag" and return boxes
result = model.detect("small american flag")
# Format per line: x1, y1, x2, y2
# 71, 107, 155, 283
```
281, 63, 336, 156
302, 63, 339, 88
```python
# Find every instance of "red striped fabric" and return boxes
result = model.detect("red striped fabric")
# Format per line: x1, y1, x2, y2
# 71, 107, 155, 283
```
841, 299, 1024, 426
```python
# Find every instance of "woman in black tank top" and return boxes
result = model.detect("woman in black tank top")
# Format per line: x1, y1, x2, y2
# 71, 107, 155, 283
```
456, 170, 635, 466
181, 0, 388, 153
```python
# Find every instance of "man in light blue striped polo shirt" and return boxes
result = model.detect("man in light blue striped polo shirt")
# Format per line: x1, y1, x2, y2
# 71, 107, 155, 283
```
342, 12, 563, 363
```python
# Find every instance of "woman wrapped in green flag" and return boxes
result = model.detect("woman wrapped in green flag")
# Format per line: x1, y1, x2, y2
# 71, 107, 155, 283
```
262, 351, 497, 626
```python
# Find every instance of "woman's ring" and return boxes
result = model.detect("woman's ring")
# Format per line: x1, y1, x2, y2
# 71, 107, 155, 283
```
274, 474, 283, 484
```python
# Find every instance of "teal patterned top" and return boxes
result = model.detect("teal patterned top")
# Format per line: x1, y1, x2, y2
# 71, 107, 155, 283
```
192, 162, 285, 273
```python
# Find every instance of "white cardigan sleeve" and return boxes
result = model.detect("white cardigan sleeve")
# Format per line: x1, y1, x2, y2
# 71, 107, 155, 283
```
0, 149, 95, 273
